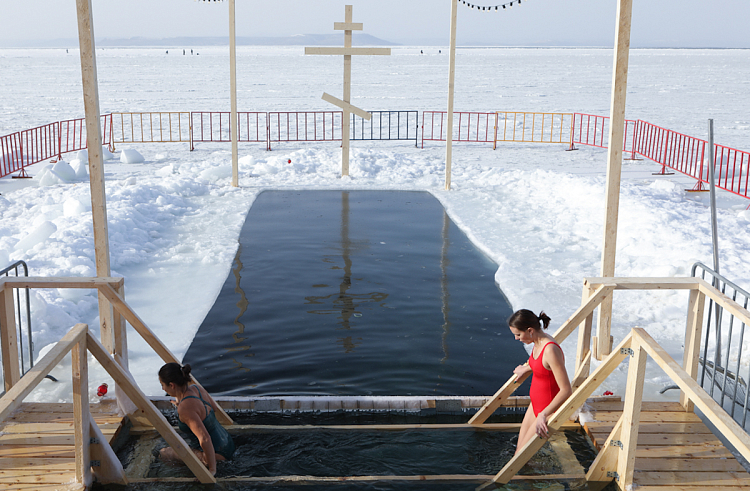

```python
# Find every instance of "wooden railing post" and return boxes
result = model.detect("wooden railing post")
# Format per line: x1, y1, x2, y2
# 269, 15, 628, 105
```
617, 339, 646, 489
0, 286, 21, 391
572, 280, 595, 388
72, 333, 92, 487
681, 289, 705, 411
112, 283, 128, 367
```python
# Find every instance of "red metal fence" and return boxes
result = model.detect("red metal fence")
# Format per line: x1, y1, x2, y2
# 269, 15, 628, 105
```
190, 112, 268, 150
267, 111, 342, 148
572, 113, 638, 157
1, 115, 112, 179
4, 110, 750, 201
421, 111, 496, 148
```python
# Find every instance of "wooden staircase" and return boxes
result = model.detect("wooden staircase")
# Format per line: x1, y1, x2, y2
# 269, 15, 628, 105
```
583, 399, 750, 490
0, 401, 123, 490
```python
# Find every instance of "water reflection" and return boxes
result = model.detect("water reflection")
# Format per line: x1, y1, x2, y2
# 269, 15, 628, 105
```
304, 192, 388, 353
227, 244, 254, 371
440, 210, 451, 363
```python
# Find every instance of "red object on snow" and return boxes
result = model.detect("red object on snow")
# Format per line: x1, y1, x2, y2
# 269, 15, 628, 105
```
287, 159, 292, 163
97, 383, 108, 397
603, 390, 613, 396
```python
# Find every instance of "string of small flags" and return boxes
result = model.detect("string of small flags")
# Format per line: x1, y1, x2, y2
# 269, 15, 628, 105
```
461, 0, 525, 10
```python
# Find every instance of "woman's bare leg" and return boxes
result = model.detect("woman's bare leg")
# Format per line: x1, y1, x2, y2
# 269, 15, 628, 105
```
515, 402, 536, 455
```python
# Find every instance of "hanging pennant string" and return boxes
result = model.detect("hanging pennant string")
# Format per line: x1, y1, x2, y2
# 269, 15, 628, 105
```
461, 0, 525, 10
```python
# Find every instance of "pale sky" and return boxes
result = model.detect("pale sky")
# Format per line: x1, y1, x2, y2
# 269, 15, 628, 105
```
1, 0, 749, 47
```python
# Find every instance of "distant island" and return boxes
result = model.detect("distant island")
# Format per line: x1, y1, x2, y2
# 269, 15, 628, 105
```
0, 34, 400, 48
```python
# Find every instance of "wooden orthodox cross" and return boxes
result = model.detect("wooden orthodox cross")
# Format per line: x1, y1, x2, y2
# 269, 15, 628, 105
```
305, 5, 390, 176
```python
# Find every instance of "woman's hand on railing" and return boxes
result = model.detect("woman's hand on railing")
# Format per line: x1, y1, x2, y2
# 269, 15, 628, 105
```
513, 364, 531, 380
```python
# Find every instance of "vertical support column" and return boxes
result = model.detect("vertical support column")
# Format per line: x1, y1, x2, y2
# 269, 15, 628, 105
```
341, 5, 353, 177
597, 0, 633, 360
76, 0, 114, 349
112, 283, 128, 368
73, 335, 92, 487
618, 340, 646, 489
229, 0, 239, 187
572, 281, 594, 388
445, 0, 458, 191
681, 289, 706, 411
0, 287, 21, 391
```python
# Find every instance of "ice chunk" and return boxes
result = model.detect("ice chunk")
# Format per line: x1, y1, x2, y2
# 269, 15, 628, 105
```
71, 159, 88, 178
14, 221, 57, 253
199, 165, 232, 182
76, 149, 88, 163
63, 198, 88, 217
52, 160, 76, 182
101, 146, 114, 161
37, 168, 62, 187
120, 149, 145, 164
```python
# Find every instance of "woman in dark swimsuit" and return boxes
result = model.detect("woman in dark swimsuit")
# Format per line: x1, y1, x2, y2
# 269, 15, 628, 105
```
508, 309, 571, 454
158, 363, 235, 474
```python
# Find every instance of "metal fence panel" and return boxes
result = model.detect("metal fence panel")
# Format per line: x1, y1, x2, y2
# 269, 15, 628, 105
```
692, 262, 750, 430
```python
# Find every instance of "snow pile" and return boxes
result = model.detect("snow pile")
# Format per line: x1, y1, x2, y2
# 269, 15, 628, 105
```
120, 149, 145, 164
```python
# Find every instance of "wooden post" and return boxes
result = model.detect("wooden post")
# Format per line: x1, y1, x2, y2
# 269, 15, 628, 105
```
229, 0, 239, 187
342, 5, 353, 177
597, 0, 633, 360
0, 287, 21, 391
681, 289, 706, 411
445, 0, 458, 191
75, 0, 114, 350
618, 341, 646, 489
572, 281, 595, 388
112, 283, 127, 367
72, 335, 92, 487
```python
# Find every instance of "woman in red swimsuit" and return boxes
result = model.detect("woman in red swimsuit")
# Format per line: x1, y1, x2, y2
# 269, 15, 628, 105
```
509, 309, 572, 454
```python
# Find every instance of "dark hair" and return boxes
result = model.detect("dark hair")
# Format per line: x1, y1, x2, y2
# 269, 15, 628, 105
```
158, 362, 193, 387
508, 309, 551, 331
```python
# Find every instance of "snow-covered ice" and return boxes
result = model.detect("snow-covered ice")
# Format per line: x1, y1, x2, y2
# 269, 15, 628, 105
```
1, 46, 750, 404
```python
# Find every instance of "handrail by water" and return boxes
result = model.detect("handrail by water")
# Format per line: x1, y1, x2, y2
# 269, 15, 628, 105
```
0, 261, 32, 374
0, 276, 234, 485
471, 275, 750, 490
692, 261, 750, 427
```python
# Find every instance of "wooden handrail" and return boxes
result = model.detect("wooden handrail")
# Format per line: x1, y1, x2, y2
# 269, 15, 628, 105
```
634, 328, 750, 464
0, 322, 216, 485
0, 276, 233, 426
478, 333, 635, 489
97, 284, 234, 425
469, 282, 616, 425
0, 276, 124, 291
0, 324, 87, 422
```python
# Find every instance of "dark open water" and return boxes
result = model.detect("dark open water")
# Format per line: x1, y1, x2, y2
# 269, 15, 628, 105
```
183, 190, 528, 396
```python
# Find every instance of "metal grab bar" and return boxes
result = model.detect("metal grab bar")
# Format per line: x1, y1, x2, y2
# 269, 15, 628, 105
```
0, 261, 32, 373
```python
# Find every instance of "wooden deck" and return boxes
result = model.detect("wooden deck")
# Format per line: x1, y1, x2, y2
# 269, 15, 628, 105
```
0, 401, 123, 490
582, 399, 750, 490
2, 397, 750, 490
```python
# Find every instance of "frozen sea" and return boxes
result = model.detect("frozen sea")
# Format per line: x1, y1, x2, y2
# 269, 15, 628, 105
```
1, 46, 750, 405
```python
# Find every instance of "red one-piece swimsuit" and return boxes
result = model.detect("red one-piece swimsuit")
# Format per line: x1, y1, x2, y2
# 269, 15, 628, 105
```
528, 341, 563, 417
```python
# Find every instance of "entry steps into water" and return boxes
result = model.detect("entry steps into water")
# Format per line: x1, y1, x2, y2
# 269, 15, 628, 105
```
0, 400, 122, 491
3, 396, 750, 489
582, 398, 750, 490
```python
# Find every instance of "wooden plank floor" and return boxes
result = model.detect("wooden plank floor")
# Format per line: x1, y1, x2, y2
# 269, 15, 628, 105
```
0, 401, 123, 491
582, 399, 750, 490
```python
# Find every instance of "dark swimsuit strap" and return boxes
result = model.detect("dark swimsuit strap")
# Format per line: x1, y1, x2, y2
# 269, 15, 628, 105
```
179, 387, 213, 419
